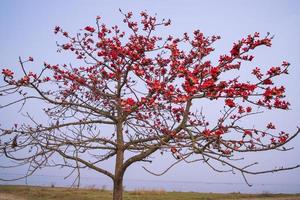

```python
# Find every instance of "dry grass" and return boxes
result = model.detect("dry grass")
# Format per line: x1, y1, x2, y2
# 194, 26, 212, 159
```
130, 188, 166, 195
0, 185, 300, 200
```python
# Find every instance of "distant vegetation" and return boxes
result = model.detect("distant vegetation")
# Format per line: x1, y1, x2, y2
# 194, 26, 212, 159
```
0, 185, 300, 200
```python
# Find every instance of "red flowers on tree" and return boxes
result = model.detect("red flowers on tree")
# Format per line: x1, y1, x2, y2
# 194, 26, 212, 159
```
225, 99, 236, 108
0, 11, 299, 200
28, 56, 34, 62
230, 43, 242, 57
84, 26, 96, 33
2, 69, 14, 77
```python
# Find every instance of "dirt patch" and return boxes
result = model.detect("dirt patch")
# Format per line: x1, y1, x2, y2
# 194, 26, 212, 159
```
241, 198, 300, 200
0, 192, 26, 200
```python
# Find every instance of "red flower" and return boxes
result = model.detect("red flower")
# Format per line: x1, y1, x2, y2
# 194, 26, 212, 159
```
63, 32, 68, 37
188, 75, 199, 85
43, 77, 51, 82
171, 147, 177, 153
267, 67, 281, 76
282, 61, 290, 67
126, 98, 135, 106
252, 67, 263, 79
203, 129, 211, 137
230, 43, 241, 57
84, 26, 95, 33
225, 99, 235, 108
201, 79, 215, 88
149, 80, 165, 92
271, 138, 276, 144
2, 69, 14, 77
28, 56, 34, 62
244, 130, 252, 136
238, 106, 244, 114
122, 98, 135, 107
54, 26, 60, 34
279, 136, 287, 143
21, 76, 30, 84
62, 44, 71, 50
267, 122, 275, 129
214, 129, 224, 135
263, 79, 273, 85
210, 67, 220, 78
279, 132, 288, 143
246, 107, 252, 113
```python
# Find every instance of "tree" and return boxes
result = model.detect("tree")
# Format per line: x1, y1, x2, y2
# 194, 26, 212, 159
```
0, 11, 299, 200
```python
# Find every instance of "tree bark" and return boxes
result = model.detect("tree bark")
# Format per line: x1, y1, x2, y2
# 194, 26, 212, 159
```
113, 175, 124, 200
113, 148, 124, 200
113, 120, 124, 200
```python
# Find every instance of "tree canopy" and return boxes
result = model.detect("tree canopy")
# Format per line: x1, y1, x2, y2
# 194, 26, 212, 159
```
1, 11, 299, 200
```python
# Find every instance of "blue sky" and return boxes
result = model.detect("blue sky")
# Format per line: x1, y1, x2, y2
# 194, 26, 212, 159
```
0, 0, 300, 193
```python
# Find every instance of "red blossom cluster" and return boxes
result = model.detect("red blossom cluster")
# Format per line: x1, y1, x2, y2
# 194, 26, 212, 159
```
1, 11, 295, 159
84, 26, 96, 33
2, 69, 14, 77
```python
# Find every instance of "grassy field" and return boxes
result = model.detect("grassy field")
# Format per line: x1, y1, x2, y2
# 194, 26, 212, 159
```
0, 185, 300, 200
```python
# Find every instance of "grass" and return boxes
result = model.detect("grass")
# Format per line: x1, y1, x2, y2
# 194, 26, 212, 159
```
0, 185, 300, 200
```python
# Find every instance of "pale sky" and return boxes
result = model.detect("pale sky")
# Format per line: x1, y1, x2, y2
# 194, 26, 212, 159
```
0, 0, 300, 193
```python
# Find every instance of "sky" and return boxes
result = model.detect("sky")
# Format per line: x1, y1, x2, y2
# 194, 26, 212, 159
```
0, 0, 300, 193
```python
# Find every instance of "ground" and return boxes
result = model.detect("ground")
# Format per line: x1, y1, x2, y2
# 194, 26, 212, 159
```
0, 185, 299, 200
0, 193, 24, 200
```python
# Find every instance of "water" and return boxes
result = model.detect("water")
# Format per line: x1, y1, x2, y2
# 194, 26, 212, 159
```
1, 173, 300, 194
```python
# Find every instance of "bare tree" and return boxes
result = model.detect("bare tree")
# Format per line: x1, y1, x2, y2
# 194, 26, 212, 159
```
0, 11, 299, 200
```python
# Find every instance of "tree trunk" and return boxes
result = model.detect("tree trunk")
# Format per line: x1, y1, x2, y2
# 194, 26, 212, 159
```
113, 147, 125, 200
113, 176, 124, 200
113, 120, 124, 200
